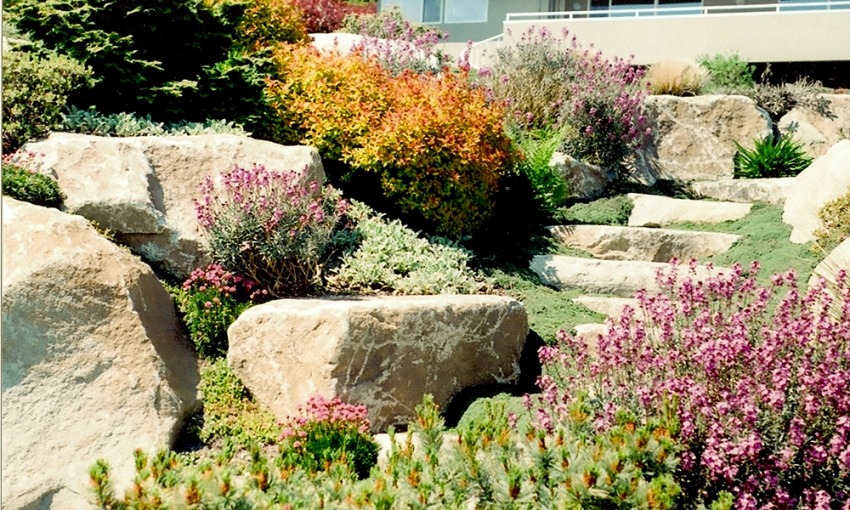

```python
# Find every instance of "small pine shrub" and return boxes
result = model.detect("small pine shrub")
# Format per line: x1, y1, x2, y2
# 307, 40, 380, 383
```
733, 132, 813, 178
697, 53, 755, 92
168, 264, 267, 358
645, 59, 707, 96
197, 358, 280, 447
1, 152, 65, 209
278, 395, 379, 480
813, 191, 850, 256
328, 202, 487, 294
1, 48, 93, 152
194, 164, 351, 297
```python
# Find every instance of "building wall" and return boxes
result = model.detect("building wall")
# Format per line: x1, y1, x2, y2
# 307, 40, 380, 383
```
504, 10, 850, 64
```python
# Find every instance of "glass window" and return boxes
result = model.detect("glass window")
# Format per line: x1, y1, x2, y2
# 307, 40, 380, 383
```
423, 0, 442, 22
445, 0, 488, 22
383, 0, 423, 22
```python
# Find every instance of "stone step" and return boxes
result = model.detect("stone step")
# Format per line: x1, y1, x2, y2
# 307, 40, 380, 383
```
530, 255, 728, 297
691, 178, 794, 206
573, 323, 608, 355
627, 193, 752, 227
572, 295, 638, 319
548, 224, 739, 262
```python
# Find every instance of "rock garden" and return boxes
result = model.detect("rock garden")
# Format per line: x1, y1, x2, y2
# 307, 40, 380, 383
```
2, 1, 850, 509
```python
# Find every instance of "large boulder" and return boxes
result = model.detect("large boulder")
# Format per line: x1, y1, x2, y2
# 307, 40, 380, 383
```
549, 152, 611, 200
808, 238, 850, 306
691, 177, 794, 205
1, 198, 200, 510
638, 95, 773, 181
21, 133, 324, 279
227, 295, 528, 431
779, 94, 850, 158
783, 140, 850, 243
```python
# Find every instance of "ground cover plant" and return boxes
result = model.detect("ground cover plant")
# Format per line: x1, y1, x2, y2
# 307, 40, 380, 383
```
61, 107, 249, 137
1, 151, 64, 209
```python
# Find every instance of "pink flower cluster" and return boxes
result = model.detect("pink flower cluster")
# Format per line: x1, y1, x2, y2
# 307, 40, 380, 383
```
280, 394, 371, 442
351, 14, 449, 76
534, 259, 850, 508
182, 263, 267, 302
2, 149, 44, 172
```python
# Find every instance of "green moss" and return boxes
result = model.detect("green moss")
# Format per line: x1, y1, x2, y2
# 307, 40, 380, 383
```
667, 203, 820, 286
487, 265, 604, 344
554, 195, 633, 226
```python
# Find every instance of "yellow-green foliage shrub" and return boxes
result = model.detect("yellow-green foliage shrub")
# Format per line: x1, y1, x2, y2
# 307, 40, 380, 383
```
645, 59, 708, 96
236, 0, 308, 49
813, 191, 850, 255
266, 46, 516, 237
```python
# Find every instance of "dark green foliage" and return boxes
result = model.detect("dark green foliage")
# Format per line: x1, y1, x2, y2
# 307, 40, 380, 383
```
2, 163, 65, 209
2, 47, 93, 151
512, 128, 570, 212
279, 421, 379, 480
733, 133, 813, 179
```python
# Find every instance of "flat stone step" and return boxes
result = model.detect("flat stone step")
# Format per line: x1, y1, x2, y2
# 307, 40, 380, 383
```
627, 193, 752, 227
692, 178, 794, 205
548, 224, 739, 262
530, 255, 728, 297
572, 323, 608, 355
572, 296, 638, 318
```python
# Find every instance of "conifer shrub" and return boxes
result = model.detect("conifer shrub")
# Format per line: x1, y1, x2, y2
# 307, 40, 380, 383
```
266, 45, 515, 237
1, 47, 93, 152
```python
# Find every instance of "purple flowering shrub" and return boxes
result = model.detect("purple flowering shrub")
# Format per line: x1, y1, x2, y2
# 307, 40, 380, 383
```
194, 164, 351, 297
348, 12, 450, 75
533, 260, 850, 508
480, 27, 650, 171
279, 394, 378, 480
170, 264, 266, 358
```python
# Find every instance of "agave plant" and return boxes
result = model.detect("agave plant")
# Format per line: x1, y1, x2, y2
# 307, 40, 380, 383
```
733, 132, 812, 178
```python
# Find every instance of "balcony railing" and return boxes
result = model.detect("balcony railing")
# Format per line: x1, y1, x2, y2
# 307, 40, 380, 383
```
505, 0, 850, 20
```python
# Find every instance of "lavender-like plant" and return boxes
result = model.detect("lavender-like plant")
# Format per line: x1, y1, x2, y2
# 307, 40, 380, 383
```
533, 259, 850, 508
194, 164, 351, 297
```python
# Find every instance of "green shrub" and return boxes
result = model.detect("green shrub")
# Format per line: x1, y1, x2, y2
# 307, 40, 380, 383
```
168, 264, 266, 358
278, 394, 379, 480
61, 106, 249, 137
1, 48, 93, 152
1, 153, 65, 209
328, 202, 487, 295
196, 358, 280, 447
511, 127, 570, 211
195, 164, 352, 297
813, 191, 850, 256
697, 53, 755, 92
645, 59, 707, 96
733, 132, 813, 178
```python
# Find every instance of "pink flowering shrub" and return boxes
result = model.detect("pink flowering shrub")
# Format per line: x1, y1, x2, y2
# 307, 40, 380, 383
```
480, 27, 650, 171
194, 164, 351, 297
170, 264, 266, 358
533, 260, 850, 508
279, 394, 378, 479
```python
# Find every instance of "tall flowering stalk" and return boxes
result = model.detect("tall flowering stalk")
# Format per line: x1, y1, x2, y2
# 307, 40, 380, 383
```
194, 164, 350, 297
534, 260, 850, 508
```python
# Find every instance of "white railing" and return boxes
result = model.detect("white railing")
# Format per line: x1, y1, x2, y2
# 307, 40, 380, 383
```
506, 0, 850, 21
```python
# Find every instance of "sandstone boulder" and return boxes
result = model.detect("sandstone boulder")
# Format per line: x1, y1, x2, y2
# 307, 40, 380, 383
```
808, 238, 850, 301
1, 198, 200, 510
778, 95, 850, 158
783, 140, 850, 243
691, 177, 794, 205
548, 224, 739, 262
549, 152, 611, 200
638, 95, 773, 181
227, 296, 528, 431
22, 133, 324, 279
572, 296, 638, 319
627, 194, 752, 227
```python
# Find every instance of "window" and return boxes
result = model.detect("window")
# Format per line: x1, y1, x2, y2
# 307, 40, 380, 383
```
423, 0, 442, 22
383, 0, 423, 22
445, 0, 488, 22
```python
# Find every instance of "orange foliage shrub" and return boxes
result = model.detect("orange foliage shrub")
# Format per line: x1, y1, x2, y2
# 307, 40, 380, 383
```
266, 45, 515, 236
239, 0, 308, 48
